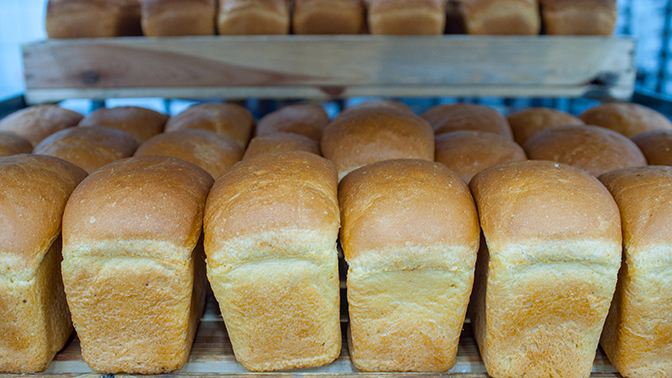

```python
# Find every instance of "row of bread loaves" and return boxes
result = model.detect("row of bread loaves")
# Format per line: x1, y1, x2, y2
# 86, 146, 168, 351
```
46, 0, 618, 38
2, 150, 671, 377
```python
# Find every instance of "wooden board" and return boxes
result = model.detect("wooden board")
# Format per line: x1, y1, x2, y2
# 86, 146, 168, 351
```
22, 36, 636, 104
4, 293, 622, 378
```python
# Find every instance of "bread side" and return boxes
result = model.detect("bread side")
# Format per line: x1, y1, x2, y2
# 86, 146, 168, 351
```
367, 0, 446, 35
460, 0, 541, 35
46, 0, 141, 38
294, 0, 364, 34
540, 0, 617, 35
218, 0, 290, 35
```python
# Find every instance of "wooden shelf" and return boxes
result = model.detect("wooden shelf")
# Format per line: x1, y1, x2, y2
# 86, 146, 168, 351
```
3, 293, 621, 377
22, 36, 636, 104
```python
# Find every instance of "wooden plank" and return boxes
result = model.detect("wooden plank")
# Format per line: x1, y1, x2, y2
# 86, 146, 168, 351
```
22, 36, 636, 103
0, 293, 620, 378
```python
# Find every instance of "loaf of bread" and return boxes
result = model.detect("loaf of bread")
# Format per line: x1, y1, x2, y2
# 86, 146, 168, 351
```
33, 126, 138, 174
79, 106, 168, 145
507, 108, 585, 146
217, 0, 290, 35
459, 0, 541, 35
141, 0, 216, 36
165, 103, 254, 148
599, 167, 672, 378
204, 151, 341, 371
0, 155, 86, 373
294, 0, 364, 34
469, 160, 621, 378
322, 108, 434, 180
631, 130, 672, 166
61, 156, 213, 374
256, 104, 330, 141
580, 103, 672, 138
243, 132, 320, 160
46, 0, 141, 39
340, 159, 479, 372
367, 0, 447, 35
540, 0, 617, 35
135, 129, 243, 179
422, 103, 513, 139
524, 125, 647, 177
0, 132, 33, 157
336, 99, 414, 122
0, 105, 83, 147
435, 130, 527, 183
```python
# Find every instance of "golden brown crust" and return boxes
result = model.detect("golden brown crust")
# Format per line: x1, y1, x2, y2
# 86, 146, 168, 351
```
540, 0, 616, 35
367, 0, 446, 35
256, 104, 330, 141
336, 100, 414, 122
422, 103, 513, 139
598, 167, 672, 378
242, 132, 321, 160
322, 109, 435, 180
0, 155, 86, 276
0, 105, 83, 147
63, 156, 213, 254
79, 106, 168, 145
469, 160, 621, 377
165, 103, 254, 148
46, 0, 142, 38
460, 0, 541, 35
580, 103, 672, 138
470, 160, 621, 246
204, 151, 341, 371
524, 125, 647, 177
0, 132, 33, 157
631, 130, 672, 166
218, 0, 290, 35
293, 0, 364, 34
141, 0, 216, 36
435, 130, 527, 183
135, 129, 243, 179
507, 107, 585, 146
33, 126, 138, 174
339, 159, 479, 372
340, 159, 479, 260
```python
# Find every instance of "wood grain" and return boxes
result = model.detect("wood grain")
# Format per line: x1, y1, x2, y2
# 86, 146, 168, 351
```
22, 36, 636, 103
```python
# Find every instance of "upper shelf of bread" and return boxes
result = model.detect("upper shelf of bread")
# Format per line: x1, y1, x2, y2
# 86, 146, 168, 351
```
26, 0, 632, 104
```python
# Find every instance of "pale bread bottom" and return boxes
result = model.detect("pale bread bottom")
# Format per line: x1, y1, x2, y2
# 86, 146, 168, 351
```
208, 256, 341, 372
0, 241, 73, 373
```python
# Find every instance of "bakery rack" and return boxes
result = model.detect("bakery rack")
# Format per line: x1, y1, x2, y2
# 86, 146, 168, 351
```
2, 33, 658, 378
21, 35, 635, 104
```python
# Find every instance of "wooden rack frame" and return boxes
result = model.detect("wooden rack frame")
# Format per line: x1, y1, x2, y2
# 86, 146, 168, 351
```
22, 36, 636, 104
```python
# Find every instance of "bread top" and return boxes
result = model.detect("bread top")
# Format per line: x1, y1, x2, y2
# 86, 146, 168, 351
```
242, 132, 321, 161
142, 0, 215, 13
0, 154, 86, 278
539, 0, 616, 11
165, 103, 253, 148
335, 99, 414, 122
47, 0, 141, 38
507, 107, 585, 146
219, 0, 289, 13
631, 130, 672, 166
218, 0, 290, 35
470, 160, 621, 255
580, 103, 672, 138
523, 125, 647, 177
63, 156, 214, 260
599, 166, 672, 253
256, 104, 330, 141
0, 131, 33, 157
204, 151, 339, 254
460, 0, 541, 35
321, 109, 435, 179
134, 129, 243, 179
422, 103, 513, 139
366, 0, 446, 12
33, 126, 138, 174
339, 159, 479, 261
367, 0, 447, 35
435, 130, 527, 183
0, 105, 83, 147
79, 106, 168, 145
